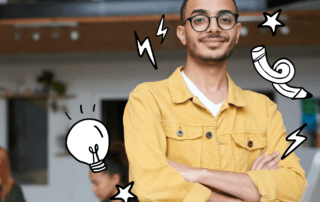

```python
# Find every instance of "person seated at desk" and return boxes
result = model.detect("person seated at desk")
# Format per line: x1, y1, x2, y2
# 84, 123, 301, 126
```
89, 142, 138, 202
0, 148, 25, 202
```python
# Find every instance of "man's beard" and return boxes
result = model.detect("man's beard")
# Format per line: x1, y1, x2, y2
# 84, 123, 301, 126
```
186, 33, 237, 63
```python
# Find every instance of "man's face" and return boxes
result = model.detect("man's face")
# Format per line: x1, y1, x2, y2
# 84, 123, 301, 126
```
178, 0, 241, 63
89, 171, 118, 201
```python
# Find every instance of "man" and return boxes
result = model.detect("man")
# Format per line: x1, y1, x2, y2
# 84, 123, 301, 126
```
123, 0, 307, 201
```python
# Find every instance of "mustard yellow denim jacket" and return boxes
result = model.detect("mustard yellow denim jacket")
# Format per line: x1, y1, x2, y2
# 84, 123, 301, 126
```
123, 66, 307, 202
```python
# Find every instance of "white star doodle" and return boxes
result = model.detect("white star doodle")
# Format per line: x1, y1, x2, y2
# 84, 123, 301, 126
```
257, 9, 285, 36
110, 181, 137, 202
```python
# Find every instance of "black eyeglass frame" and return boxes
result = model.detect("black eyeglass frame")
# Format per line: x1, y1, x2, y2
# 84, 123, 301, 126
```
183, 12, 239, 32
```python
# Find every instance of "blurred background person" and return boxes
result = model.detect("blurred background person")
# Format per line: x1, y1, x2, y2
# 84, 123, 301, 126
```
89, 142, 138, 202
0, 148, 25, 202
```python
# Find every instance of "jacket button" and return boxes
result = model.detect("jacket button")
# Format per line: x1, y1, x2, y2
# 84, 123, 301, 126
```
177, 130, 184, 137
206, 132, 212, 139
248, 140, 253, 147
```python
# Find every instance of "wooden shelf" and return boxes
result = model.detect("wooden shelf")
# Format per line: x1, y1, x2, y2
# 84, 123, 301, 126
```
0, 10, 319, 54
0, 93, 76, 99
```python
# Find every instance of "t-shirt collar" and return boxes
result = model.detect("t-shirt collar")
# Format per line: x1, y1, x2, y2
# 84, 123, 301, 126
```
168, 66, 248, 107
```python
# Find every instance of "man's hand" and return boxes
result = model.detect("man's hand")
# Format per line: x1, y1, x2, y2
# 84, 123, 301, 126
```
250, 150, 281, 171
168, 159, 201, 183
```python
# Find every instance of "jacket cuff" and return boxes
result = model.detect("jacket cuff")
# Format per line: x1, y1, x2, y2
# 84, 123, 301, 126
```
246, 170, 277, 201
182, 182, 211, 202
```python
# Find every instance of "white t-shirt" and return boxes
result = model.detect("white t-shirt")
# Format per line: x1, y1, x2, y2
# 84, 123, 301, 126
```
181, 71, 225, 118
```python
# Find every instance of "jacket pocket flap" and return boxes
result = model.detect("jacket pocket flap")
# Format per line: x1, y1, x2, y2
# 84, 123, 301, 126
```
163, 123, 202, 140
231, 131, 267, 151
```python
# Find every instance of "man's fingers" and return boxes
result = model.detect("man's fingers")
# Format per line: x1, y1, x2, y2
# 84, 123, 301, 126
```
260, 150, 267, 157
269, 164, 280, 171
255, 151, 279, 170
251, 150, 268, 170
264, 154, 281, 170
250, 150, 267, 171
256, 151, 279, 170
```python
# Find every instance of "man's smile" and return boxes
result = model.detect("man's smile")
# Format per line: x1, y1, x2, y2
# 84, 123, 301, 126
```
201, 39, 225, 45
201, 39, 225, 48
198, 35, 228, 47
201, 38, 225, 42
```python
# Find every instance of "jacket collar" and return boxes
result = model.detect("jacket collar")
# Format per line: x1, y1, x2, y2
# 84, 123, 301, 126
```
168, 66, 248, 107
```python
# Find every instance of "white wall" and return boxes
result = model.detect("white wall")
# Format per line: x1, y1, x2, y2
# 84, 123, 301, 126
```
0, 46, 319, 202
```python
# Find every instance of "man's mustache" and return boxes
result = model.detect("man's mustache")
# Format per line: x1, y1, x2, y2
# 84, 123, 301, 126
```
198, 34, 229, 42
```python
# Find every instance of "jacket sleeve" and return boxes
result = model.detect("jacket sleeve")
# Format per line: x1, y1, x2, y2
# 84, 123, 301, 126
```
246, 97, 307, 202
123, 87, 212, 202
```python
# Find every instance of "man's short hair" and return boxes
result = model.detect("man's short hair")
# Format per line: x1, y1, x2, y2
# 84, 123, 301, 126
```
180, 0, 238, 24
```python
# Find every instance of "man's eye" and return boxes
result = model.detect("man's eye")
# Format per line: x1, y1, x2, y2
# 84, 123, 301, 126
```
193, 17, 207, 24
221, 18, 231, 22
220, 18, 232, 24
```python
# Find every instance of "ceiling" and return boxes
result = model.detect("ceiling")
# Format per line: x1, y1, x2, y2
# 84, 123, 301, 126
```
0, 0, 317, 19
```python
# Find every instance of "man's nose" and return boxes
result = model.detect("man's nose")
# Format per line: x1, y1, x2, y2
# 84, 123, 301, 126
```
206, 17, 221, 33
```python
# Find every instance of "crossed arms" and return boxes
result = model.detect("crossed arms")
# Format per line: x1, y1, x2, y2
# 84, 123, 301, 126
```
123, 89, 307, 202
168, 150, 281, 202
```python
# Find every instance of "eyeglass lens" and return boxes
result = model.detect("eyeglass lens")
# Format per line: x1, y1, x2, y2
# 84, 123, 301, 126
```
191, 13, 236, 31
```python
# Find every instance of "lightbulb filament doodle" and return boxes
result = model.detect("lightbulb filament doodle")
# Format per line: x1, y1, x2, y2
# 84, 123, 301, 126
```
89, 144, 100, 163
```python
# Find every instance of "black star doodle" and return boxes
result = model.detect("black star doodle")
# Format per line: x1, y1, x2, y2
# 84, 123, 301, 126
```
110, 181, 137, 202
257, 9, 285, 37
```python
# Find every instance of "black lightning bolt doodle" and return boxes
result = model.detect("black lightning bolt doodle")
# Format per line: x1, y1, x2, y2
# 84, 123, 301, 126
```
281, 124, 308, 160
156, 14, 169, 44
134, 31, 158, 70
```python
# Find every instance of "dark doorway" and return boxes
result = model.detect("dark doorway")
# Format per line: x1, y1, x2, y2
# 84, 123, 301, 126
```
101, 100, 128, 144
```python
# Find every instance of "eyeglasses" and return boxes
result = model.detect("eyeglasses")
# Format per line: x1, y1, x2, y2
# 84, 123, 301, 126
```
183, 12, 239, 32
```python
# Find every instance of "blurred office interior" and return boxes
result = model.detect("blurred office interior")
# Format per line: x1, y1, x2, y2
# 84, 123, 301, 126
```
0, 0, 319, 201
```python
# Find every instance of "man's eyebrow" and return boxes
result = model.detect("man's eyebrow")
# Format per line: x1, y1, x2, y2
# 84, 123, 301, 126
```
190, 9, 208, 16
218, 10, 233, 15
190, 9, 234, 17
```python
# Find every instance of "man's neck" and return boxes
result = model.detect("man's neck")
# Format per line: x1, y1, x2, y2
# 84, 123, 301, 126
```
183, 58, 228, 104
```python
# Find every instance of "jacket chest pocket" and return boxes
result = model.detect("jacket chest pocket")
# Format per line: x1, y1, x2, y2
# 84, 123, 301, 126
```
163, 123, 202, 168
231, 132, 267, 172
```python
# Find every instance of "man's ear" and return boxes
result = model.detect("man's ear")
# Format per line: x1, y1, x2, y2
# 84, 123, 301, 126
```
111, 173, 121, 185
235, 22, 242, 45
177, 25, 187, 46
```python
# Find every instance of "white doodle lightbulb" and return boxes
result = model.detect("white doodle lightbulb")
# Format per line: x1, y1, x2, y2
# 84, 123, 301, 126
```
66, 118, 109, 173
